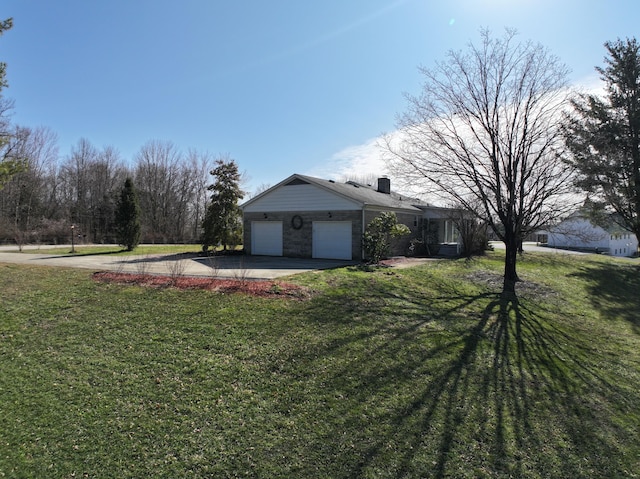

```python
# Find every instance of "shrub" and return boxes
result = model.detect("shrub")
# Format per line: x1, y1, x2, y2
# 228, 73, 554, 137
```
363, 212, 411, 263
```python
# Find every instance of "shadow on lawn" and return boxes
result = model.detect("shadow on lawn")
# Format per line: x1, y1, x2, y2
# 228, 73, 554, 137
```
40, 249, 189, 260
38, 249, 129, 259
277, 275, 636, 478
569, 260, 640, 333
118, 252, 198, 264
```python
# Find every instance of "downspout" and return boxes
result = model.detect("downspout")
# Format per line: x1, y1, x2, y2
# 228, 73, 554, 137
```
362, 205, 367, 260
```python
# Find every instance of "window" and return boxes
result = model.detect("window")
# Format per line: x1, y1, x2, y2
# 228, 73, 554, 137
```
444, 220, 459, 243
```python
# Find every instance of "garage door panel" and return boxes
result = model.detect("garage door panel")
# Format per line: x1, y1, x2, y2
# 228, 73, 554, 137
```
252, 221, 283, 256
313, 221, 352, 260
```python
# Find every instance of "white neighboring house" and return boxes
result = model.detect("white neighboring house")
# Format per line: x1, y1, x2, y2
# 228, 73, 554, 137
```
539, 214, 638, 257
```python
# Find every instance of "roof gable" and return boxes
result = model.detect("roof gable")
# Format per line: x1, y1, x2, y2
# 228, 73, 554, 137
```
284, 177, 310, 186
242, 173, 433, 213
562, 210, 634, 234
242, 175, 360, 212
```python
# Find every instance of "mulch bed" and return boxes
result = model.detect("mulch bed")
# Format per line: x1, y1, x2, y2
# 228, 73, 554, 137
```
92, 272, 312, 299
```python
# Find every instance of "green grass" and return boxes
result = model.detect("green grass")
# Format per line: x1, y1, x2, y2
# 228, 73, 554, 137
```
1, 252, 639, 478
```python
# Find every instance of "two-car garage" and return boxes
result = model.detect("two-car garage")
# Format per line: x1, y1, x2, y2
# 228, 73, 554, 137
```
242, 174, 425, 261
251, 220, 352, 260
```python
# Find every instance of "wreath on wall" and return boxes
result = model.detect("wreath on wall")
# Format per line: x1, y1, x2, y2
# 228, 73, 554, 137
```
291, 215, 303, 230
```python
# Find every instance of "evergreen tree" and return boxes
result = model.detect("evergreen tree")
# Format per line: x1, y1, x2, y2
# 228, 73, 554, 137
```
201, 159, 244, 252
0, 18, 12, 91
115, 177, 141, 251
565, 38, 640, 250
0, 17, 25, 191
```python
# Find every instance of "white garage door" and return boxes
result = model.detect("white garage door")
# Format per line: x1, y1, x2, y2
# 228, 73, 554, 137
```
251, 221, 283, 256
312, 221, 352, 260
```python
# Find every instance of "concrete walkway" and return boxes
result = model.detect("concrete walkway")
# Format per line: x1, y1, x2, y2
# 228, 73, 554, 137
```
0, 245, 357, 280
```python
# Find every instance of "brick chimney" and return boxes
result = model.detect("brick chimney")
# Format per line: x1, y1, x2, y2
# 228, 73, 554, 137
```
377, 177, 391, 194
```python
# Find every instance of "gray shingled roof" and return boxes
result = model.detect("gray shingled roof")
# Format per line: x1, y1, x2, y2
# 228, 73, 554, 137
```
294, 174, 427, 212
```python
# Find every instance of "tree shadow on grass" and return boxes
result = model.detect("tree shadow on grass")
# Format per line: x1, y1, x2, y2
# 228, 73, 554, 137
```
41, 250, 186, 260
117, 252, 198, 264
268, 275, 638, 478
569, 260, 640, 333
38, 249, 129, 259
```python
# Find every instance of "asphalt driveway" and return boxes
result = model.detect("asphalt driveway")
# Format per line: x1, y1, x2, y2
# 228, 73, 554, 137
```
0, 245, 358, 280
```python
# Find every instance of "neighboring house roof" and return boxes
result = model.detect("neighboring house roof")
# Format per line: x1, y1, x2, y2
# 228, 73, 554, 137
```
241, 173, 430, 213
549, 210, 633, 235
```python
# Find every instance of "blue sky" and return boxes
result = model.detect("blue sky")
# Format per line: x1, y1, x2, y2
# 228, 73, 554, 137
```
2, 0, 639, 193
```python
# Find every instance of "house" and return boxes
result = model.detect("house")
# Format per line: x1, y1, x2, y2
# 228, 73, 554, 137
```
538, 213, 638, 257
240, 174, 461, 260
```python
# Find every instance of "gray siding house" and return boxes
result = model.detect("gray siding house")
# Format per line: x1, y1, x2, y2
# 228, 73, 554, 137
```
241, 174, 460, 260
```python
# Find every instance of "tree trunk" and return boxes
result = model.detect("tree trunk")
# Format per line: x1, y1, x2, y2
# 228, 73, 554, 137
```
503, 233, 520, 294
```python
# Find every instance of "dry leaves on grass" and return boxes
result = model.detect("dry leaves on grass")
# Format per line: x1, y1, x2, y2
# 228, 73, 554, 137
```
464, 271, 558, 298
92, 272, 312, 299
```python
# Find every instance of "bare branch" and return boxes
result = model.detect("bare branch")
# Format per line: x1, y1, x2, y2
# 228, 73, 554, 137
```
384, 29, 576, 292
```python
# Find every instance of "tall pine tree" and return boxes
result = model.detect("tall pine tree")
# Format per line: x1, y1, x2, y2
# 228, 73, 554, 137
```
115, 177, 141, 251
201, 159, 244, 252
565, 38, 640, 249
0, 17, 25, 191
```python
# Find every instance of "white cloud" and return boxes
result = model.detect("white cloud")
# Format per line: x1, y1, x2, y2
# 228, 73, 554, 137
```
307, 136, 389, 181
307, 131, 438, 201
309, 76, 605, 203
572, 73, 605, 96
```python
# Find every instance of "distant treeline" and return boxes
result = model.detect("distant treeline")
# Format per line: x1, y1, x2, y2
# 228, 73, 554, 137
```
0, 130, 228, 246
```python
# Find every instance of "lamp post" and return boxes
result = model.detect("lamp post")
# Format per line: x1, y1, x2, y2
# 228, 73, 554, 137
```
70, 224, 75, 253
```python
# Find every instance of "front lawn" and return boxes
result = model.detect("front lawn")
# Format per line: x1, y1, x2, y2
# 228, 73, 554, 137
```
0, 252, 638, 478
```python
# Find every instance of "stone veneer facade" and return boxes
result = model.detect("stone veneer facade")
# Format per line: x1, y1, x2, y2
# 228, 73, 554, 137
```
244, 209, 422, 260
243, 210, 363, 259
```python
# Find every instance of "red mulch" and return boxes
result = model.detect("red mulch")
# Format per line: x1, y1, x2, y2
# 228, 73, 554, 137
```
92, 272, 312, 299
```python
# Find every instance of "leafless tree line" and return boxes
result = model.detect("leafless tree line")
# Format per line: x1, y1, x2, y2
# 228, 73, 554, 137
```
0, 130, 221, 246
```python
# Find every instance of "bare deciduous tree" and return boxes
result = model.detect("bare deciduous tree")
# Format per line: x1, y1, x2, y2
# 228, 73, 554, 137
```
134, 140, 184, 243
250, 183, 272, 199
185, 149, 215, 241
446, 202, 488, 258
0, 126, 59, 244
89, 146, 128, 243
57, 139, 125, 242
385, 29, 576, 294
58, 138, 98, 235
